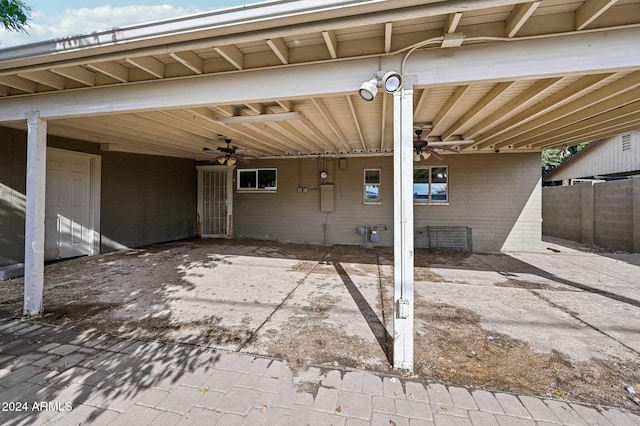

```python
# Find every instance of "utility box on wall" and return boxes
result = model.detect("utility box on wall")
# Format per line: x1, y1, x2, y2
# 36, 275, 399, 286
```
320, 184, 334, 212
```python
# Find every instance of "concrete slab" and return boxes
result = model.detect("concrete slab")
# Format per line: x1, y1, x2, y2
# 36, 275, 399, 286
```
0, 237, 638, 413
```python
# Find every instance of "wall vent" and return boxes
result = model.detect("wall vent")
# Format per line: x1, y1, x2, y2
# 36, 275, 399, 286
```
622, 133, 631, 152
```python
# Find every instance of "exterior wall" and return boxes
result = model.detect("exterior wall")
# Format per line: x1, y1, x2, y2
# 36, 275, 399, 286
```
594, 179, 634, 251
233, 157, 395, 247
0, 127, 27, 266
547, 131, 640, 182
233, 153, 542, 252
100, 152, 198, 252
0, 126, 198, 265
541, 185, 583, 241
543, 179, 640, 252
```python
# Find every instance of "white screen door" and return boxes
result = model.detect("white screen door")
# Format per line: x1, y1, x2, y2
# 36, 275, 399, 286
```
198, 166, 233, 237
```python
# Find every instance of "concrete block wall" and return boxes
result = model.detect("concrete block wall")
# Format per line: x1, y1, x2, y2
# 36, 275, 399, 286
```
542, 185, 582, 242
0, 126, 198, 264
543, 179, 640, 252
234, 153, 543, 252
635, 179, 640, 253
594, 180, 634, 252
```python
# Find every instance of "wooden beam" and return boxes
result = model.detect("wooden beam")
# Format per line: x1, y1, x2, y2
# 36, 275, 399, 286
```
214, 44, 244, 70
441, 81, 514, 141
125, 56, 165, 79
245, 103, 265, 114
490, 72, 640, 148
444, 12, 463, 34
509, 86, 640, 148
86, 61, 129, 83
463, 78, 561, 147
384, 22, 393, 53
0, 75, 36, 93
380, 91, 389, 152
522, 102, 640, 148
431, 85, 469, 133
312, 97, 349, 152
298, 116, 340, 153
50, 66, 95, 86
322, 31, 338, 59
266, 38, 289, 65
17, 70, 66, 90
413, 88, 429, 122
536, 117, 640, 150
576, 0, 618, 30
346, 94, 367, 152
3, 27, 639, 122
169, 51, 203, 74
478, 73, 612, 147
506, 1, 541, 37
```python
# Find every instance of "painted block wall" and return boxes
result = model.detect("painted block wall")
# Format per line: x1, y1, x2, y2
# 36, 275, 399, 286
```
233, 152, 543, 252
541, 185, 583, 242
543, 179, 640, 252
594, 179, 634, 252
100, 152, 198, 252
232, 156, 395, 247
0, 126, 198, 265
0, 127, 27, 266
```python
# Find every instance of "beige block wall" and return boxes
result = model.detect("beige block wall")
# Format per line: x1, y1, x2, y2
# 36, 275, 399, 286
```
594, 180, 634, 252
232, 153, 542, 252
543, 179, 640, 252
635, 179, 640, 253
542, 185, 582, 242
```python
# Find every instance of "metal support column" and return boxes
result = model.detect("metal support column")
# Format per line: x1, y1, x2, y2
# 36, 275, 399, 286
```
24, 112, 47, 316
392, 86, 414, 371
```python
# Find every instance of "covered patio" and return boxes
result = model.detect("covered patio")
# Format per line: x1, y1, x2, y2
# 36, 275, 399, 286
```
1, 0, 640, 373
1, 238, 639, 410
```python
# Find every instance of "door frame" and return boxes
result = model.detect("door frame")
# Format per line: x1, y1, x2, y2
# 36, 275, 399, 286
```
196, 165, 234, 238
46, 147, 102, 257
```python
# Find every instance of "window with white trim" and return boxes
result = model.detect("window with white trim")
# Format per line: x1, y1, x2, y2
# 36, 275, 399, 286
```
237, 168, 277, 191
413, 166, 448, 203
364, 169, 381, 202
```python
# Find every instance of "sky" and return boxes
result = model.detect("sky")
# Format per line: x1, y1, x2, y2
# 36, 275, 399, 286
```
0, 0, 259, 48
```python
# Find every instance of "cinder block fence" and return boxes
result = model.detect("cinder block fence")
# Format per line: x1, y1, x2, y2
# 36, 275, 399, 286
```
542, 179, 640, 253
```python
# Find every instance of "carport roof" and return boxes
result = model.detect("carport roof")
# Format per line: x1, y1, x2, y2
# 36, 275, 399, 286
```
0, 0, 639, 160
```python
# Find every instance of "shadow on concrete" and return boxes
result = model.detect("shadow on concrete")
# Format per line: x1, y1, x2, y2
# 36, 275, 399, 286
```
332, 261, 393, 365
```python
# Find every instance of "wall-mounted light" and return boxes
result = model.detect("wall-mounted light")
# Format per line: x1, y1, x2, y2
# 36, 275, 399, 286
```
358, 70, 403, 101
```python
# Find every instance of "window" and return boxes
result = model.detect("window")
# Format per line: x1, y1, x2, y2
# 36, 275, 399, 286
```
237, 168, 277, 191
413, 166, 448, 203
364, 169, 381, 202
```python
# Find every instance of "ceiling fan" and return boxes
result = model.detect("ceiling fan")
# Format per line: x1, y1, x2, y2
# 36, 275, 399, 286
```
413, 129, 465, 161
202, 138, 255, 165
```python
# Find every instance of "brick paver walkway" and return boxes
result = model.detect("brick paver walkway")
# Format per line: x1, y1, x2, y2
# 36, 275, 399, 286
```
0, 319, 638, 425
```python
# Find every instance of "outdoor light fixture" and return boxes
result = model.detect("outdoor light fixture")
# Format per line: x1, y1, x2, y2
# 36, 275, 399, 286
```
358, 70, 403, 101
359, 77, 379, 101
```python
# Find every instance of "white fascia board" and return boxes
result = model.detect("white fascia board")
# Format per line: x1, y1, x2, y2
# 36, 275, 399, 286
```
0, 0, 396, 62
0, 0, 531, 67
1, 27, 639, 122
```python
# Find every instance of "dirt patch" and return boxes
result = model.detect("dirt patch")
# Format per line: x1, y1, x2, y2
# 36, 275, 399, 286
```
414, 249, 470, 267
494, 279, 560, 291
413, 297, 640, 411
267, 294, 391, 372
414, 268, 448, 282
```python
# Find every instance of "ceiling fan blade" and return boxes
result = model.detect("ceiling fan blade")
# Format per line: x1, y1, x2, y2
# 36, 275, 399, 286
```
427, 148, 445, 161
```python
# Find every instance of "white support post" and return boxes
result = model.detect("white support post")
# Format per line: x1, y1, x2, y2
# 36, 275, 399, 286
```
24, 112, 47, 316
392, 85, 414, 371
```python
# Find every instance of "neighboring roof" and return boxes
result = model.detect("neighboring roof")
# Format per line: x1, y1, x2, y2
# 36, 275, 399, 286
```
0, 0, 639, 160
544, 131, 640, 181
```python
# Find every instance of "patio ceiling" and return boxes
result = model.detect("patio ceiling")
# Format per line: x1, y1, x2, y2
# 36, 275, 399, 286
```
0, 0, 639, 160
